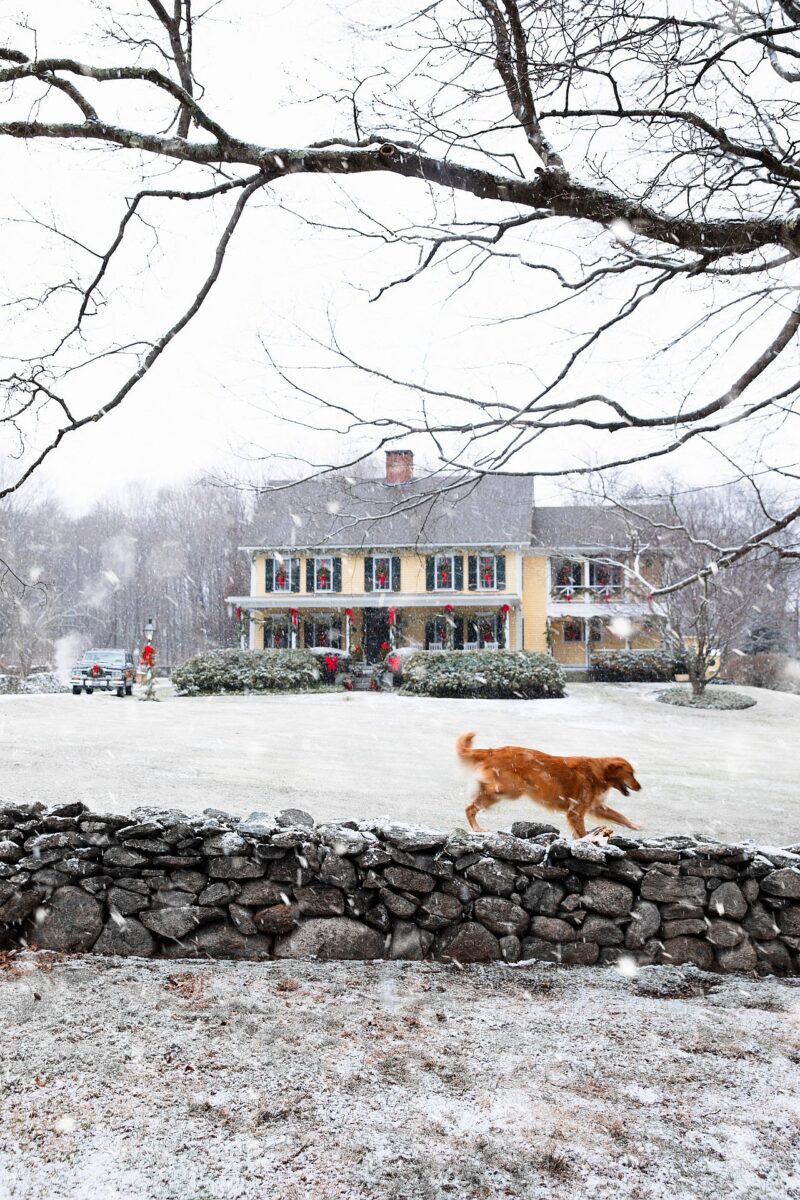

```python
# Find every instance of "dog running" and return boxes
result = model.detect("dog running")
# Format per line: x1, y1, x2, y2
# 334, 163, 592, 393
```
457, 732, 642, 838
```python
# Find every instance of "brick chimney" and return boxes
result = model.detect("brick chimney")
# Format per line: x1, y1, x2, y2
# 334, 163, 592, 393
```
385, 449, 414, 484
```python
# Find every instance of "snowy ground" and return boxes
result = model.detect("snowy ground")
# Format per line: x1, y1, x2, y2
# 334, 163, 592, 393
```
0, 953, 798, 1200
1, 683, 797, 843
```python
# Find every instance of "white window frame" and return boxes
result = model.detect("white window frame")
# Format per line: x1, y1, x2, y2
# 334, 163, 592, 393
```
435, 553, 455, 591
552, 558, 584, 596
477, 553, 497, 591
373, 555, 394, 591
263, 616, 291, 648
563, 618, 586, 644
308, 614, 342, 648
271, 556, 295, 593
313, 555, 334, 593
588, 560, 623, 594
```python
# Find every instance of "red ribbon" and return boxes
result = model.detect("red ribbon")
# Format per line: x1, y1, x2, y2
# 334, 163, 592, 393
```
290, 609, 298, 628
501, 604, 510, 616
388, 608, 396, 626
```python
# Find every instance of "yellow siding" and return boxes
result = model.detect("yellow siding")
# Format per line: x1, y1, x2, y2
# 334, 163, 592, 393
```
521, 555, 548, 651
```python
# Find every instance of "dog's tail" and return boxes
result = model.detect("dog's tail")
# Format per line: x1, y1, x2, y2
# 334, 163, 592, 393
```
456, 731, 480, 762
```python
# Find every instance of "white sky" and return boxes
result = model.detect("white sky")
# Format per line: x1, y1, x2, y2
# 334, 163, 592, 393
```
0, 0, 797, 513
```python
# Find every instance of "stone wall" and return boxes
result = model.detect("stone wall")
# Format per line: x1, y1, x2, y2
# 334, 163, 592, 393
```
1, 802, 799, 974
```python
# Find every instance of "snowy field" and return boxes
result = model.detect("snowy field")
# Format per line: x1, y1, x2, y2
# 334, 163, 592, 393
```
1, 682, 798, 843
0, 954, 798, 1200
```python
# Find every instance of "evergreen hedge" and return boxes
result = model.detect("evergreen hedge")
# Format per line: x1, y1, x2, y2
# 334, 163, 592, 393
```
590, 649, 678, 683
173, 649, 322, 695
402, 651, 565, 699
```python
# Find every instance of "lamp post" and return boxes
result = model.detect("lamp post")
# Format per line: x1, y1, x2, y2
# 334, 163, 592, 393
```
140, 616, 158, 702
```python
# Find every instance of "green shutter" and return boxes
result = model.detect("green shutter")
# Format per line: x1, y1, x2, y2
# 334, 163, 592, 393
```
454, 555, 464, 590
333, 558, 342, 592
467, 555, 477, 591
425, 556, 435, 591
290, 558, 301, 593
306, 559, 315, 592
364, 556, 374, 592
496, 555, 506, 589
264, 558, 274, 592
391, 555, 401, 591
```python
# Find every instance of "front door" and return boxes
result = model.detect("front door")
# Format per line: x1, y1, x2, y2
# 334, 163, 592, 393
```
363, 607, 390, 664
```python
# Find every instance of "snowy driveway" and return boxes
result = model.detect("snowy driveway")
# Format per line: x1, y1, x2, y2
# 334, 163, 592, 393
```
1, 683, 797, 843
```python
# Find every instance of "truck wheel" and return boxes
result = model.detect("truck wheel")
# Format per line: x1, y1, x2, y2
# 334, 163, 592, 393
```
85, 686, 94, 695
72, 686, 81, 695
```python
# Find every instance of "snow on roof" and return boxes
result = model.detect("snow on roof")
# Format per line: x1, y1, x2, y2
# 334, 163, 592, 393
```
530, 504, 667, 551
245, 473, 534, 550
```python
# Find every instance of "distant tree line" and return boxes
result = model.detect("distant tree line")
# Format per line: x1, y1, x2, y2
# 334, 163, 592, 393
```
0, 482, 249, 673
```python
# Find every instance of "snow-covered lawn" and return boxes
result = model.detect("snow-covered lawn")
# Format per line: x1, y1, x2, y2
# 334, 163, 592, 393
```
1, 682, 798, 844
1, 954, 798, 1200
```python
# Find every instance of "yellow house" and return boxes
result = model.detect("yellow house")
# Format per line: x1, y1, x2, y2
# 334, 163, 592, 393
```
226, 452, 662, 671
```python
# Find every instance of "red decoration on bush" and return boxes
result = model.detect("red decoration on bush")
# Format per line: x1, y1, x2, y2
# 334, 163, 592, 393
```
343, 678, 354, 691
324, 654, 338, 673
380, 641, 390, 651
387, 654, 399, 672
369, 679, 380, 691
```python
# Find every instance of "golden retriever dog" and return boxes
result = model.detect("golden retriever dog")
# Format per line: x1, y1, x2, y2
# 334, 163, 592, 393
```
457, 732, 642, 838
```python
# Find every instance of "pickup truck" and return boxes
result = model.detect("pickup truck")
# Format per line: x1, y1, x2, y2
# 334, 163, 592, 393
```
71, 649, 136, 696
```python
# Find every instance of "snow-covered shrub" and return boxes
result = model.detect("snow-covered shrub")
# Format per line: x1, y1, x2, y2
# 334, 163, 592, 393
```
590, 649, 678, 683
721, 652, 800, 694
173, 649, 322, 696
18, 672, 69, 694
656, 686, 756, 710
402, 651, 565, 699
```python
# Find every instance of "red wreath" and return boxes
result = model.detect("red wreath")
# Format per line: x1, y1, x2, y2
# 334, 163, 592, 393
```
91, 662, 100, 676
140, 644, 155, 668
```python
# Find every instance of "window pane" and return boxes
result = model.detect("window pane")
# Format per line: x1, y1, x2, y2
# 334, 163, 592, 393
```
554, 559, 581, 589
274, 559, 291, 591
374, 557, 391, 589
478, 555, 495, 588
315, 557, 332, 591
564, 619, 584, 642
436, 555, 453, 588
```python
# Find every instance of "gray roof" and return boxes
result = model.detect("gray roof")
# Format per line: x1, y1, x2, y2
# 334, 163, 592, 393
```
530, 505, 666, 552
245, 473, 534, 550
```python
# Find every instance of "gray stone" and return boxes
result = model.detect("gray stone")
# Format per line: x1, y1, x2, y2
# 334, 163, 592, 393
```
164, 925, 272, 959
483, 833, 545, 864
604, 858, 644, 886
378, 888, 418, 919
473, 897, 528, 938
705, 919, 745, 948
529, 916, 577, 943
318, 851, 357, 890
122, 838, 171, 854
234, 879, 284, 907
358, 847, 393, 870
373, 822, 449, 852
47, 802, 88, 819
662, 919, 707, 938
743, 903, 780, 940
25, 832, 80, 853
0, 890, 41, 924
203, 831, 247, 856
94, 917, 155, 957
640, 872, 706, 905
117, 822, 163, 841
32, 886, 103, 951
363, 903, 391, 933
238, 812, 278, 837
499, 935, 521, 962
716, 938, 758, 973
169, 870, 207, 894
441, 876, 481, 903
581, 878, 635, 917
777, 905, 800, 936
579, 915, 623, 946
625, 901, 661, 949
520, 938, 599, 966
754, 940, 792, 974
0, 841, 23, 863
388, 921, 433, 961
521, 880, 565, 915
510, 821, 558, 839
108, 887, 149, 916
295, 885, 345, 917
253, 903, 300, 935
274, 917, 385, 960
657, 937, 714, 970
416, 891, 463, 931
140, 907, 212, 939
275, 808, 315, 829
435, 922, 501, 962
464, 857, 517, 897
208, 856, 265, 880
660, 901, 705, 920
103, 846, 148, 869
228, 903, 257, 935
707, 882, 747, 920
383, 866, 435, 895
761, 868, 800, 898
317, 825, 373, 856
682, 860, 737, 880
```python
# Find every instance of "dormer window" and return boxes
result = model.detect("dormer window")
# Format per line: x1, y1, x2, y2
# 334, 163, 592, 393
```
267, 555, 298, 593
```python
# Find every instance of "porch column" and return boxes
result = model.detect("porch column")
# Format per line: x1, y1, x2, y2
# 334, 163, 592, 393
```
344, 610, 351, 652
248, 612, 256, 650
514, 603, 523, 650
